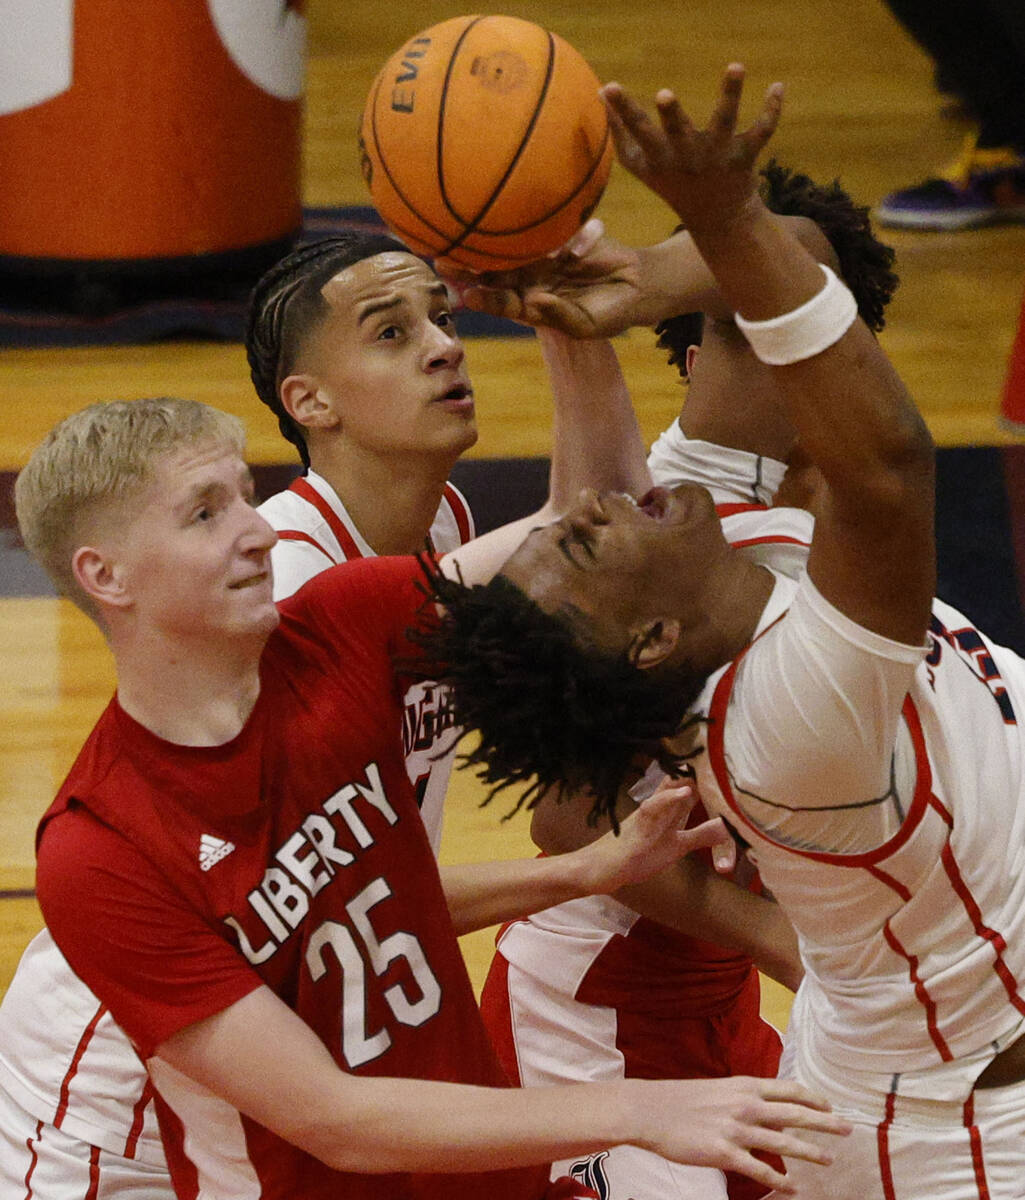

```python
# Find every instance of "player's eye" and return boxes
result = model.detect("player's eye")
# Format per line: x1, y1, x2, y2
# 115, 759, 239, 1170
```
556, 527, 596, 568
377, 323, 402, 341
435, 310, 454, 328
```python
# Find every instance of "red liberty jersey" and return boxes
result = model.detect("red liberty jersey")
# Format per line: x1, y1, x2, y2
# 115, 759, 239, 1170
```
36, 557, 551, 1200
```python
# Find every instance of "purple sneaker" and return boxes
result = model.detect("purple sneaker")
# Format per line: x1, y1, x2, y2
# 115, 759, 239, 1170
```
875, 139, 1025, 231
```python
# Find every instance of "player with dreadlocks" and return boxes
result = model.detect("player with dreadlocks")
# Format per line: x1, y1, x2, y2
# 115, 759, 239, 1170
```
13, 73, 859, 1187
429, 159, 901, 1200
421, 68, 1025, 1200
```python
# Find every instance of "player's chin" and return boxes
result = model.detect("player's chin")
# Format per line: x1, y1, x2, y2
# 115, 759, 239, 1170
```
231, 588, 280, 634
430, 404, 479, 445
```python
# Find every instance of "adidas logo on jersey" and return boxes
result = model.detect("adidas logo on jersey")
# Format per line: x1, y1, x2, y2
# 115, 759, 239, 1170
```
199, 833, 236, 872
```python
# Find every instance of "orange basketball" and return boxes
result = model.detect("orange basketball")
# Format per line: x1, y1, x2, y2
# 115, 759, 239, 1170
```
359, 14, 613, 271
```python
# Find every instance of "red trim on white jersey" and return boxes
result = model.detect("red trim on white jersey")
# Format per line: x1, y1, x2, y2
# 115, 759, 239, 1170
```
288, 477, 362, 560
877, 1091, 897, 1200
707, 656, 933, 870
54, 1002, 106, 1130
715, 501, 770, 517
940, 838, 1025, 1019
442, 482, 473, 545
274, 529, 335, 560
730, 533, 810, 550
124, 1077, 154, 1161
87, 1143, 100, 1198
881, 921, 952, 1060
963, 1094, 991, 1199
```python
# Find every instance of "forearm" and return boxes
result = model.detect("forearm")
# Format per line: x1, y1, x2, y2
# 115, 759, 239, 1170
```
441, 330, 653, 586
540, 326, 652, 510
440, 850, 606, 936
440, 510, 544, 586
304, 1073, 633, 1172
158, 990, 628, 1173
690, 203, 935, 642
615, 863, 803, 991
158, 986, 847, 1189
610, 215, 833, 333
688, 205, 932, 496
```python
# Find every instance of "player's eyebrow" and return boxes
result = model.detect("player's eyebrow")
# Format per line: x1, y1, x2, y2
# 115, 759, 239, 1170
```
556, 531, 595, 570
173, 479, 228, 517
357, 295, 404, 324
357, 281, 450, 325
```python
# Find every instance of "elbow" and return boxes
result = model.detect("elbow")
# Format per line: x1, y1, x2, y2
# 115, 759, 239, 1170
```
285, 1117, 386, 1174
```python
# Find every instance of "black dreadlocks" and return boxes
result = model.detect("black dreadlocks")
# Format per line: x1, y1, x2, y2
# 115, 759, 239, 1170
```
412, 558, 707, 830
245, 232, 410, 468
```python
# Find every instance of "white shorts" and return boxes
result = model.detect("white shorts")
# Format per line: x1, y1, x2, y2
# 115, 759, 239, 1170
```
773, 1026, 1025, 1199
0, 1081, 175, 1200
552, 1144, 728, 1199
486, 954, 776, 1199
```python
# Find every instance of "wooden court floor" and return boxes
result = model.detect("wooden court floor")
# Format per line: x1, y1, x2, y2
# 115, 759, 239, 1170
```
2, 0, 1024, 1034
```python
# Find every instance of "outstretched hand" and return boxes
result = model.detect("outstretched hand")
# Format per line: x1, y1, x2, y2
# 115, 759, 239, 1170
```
602, 63, 783, 235
440, 220, 646, 338
634, 1075, 850, 1193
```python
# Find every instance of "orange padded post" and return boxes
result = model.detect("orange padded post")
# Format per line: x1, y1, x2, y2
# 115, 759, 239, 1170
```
0, 0, 304, 283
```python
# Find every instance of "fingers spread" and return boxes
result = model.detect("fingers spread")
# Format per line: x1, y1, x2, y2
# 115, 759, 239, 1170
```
707, 62, 746, 141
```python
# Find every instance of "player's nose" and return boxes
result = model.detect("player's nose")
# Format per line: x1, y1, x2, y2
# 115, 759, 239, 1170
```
422, 320, 465, 370
241, 506, 278, 555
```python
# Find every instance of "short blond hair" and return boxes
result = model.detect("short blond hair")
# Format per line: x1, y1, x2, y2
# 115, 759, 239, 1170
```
15, 397, 246, 616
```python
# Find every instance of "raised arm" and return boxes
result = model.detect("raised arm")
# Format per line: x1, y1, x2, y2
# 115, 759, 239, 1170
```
603, 66, 935, 645
441, 325, 653, 586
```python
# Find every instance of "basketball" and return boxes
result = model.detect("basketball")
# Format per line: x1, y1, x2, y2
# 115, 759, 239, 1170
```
359, 14, 614, 271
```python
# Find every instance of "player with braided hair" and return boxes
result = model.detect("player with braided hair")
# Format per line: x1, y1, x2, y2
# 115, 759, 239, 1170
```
245, 232, 412, 469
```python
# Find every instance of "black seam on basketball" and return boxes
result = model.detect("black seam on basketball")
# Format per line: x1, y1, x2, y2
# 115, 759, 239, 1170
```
376, 210, 546, 267
436, 29, 557, 257
366, 56, 461, 249
465, 118, 611, 236
436, 16, 487, 226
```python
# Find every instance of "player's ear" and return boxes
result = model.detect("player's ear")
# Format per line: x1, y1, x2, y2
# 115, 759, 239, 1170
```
685, 345, 699, 376
280, 374, 340, 431
73, 545, 132, 611
630, 617, 681, 669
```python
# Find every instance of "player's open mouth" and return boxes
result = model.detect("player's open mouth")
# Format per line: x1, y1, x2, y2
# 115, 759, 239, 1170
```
434, 384, 474, 411
636, 487, 671, 521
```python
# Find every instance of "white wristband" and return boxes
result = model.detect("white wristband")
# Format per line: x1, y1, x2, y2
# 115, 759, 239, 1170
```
734, 264, 858, 365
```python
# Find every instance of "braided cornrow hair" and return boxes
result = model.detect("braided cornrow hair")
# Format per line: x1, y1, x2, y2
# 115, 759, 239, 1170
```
245, 232, 410, 468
